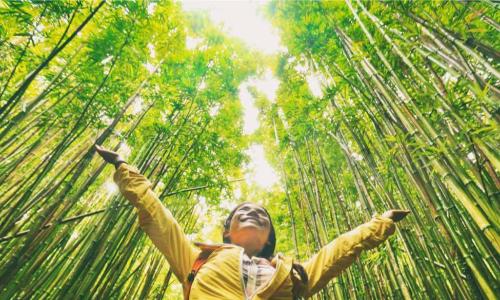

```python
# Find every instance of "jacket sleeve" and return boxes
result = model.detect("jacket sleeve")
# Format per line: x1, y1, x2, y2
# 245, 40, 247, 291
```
303, 215, 395, 296
113, 163, 200, 283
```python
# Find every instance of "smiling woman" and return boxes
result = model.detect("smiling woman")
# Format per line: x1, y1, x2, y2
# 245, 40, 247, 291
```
95, 145, 409, 300
224, 203, 274, 258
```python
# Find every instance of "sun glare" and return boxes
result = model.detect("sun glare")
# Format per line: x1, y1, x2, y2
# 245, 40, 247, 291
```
180, 0, 283, 55
245, 144, 279, 189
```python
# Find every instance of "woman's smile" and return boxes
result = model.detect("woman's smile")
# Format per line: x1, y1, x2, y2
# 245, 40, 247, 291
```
240, 216, 262, 224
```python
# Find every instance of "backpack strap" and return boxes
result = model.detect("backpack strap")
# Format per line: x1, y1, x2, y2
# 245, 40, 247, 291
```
183, 243, 224, 300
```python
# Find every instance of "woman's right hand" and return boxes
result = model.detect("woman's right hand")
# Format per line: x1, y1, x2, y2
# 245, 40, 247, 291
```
95, 144, 126, 167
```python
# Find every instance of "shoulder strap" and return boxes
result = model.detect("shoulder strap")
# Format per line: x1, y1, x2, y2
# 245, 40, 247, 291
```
183, 243, 224, 300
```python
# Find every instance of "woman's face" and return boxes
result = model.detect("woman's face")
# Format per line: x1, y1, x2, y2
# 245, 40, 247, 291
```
226, 203, 271, 257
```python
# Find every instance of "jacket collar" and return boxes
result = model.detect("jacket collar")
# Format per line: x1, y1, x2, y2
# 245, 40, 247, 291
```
252, 253, 293, 300
194, 242, 296, 299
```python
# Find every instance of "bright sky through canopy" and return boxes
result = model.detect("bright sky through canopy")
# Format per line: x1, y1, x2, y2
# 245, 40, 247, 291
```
240, 70, 280, 135
180, 0, 281, 189
245, 144, 279, 188
239, 85, 260, 134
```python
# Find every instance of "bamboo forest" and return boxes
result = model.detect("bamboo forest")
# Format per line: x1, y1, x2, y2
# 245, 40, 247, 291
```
0, 0, 498, 299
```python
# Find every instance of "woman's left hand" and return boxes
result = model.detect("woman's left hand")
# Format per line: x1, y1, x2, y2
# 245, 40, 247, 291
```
381, 209, 410, 222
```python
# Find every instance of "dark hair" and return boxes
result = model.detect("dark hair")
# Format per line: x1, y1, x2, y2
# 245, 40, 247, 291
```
223, 202, 308, 298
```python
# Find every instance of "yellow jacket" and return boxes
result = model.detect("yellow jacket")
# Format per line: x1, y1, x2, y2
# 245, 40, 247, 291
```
114, 163, 395, 300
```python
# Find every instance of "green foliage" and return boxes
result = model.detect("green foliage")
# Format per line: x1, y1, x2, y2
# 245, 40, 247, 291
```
0, 1, 498, 299
0, 1, 256, 298
262, 0, 499, 299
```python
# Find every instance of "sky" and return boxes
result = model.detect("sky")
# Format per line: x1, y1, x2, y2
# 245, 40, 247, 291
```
180, 0, 283, 55
181, 0, 283, 189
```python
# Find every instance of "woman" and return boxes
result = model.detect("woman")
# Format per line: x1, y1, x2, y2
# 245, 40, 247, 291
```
95, 144, 409, 300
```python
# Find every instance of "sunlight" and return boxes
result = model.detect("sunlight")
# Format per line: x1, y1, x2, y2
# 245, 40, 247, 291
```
239, 84, 260, 135
251, 69, 280, 102
117, 142, 132, 159
240, 71, 281, 135
239, 77, 281, 188
103, 179, 118, 195
180, 0, 283, 55
294, 62, 327, 98
306, 74, 324, 98
180, 0, 283, 190
244, 144, 279, 188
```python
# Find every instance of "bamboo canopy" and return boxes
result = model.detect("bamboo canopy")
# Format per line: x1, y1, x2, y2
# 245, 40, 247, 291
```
0, 1, 498, 299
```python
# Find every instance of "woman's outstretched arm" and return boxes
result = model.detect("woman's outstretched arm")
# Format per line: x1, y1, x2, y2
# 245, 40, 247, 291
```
302, 210, 409, 297
96, 145, 200, 284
